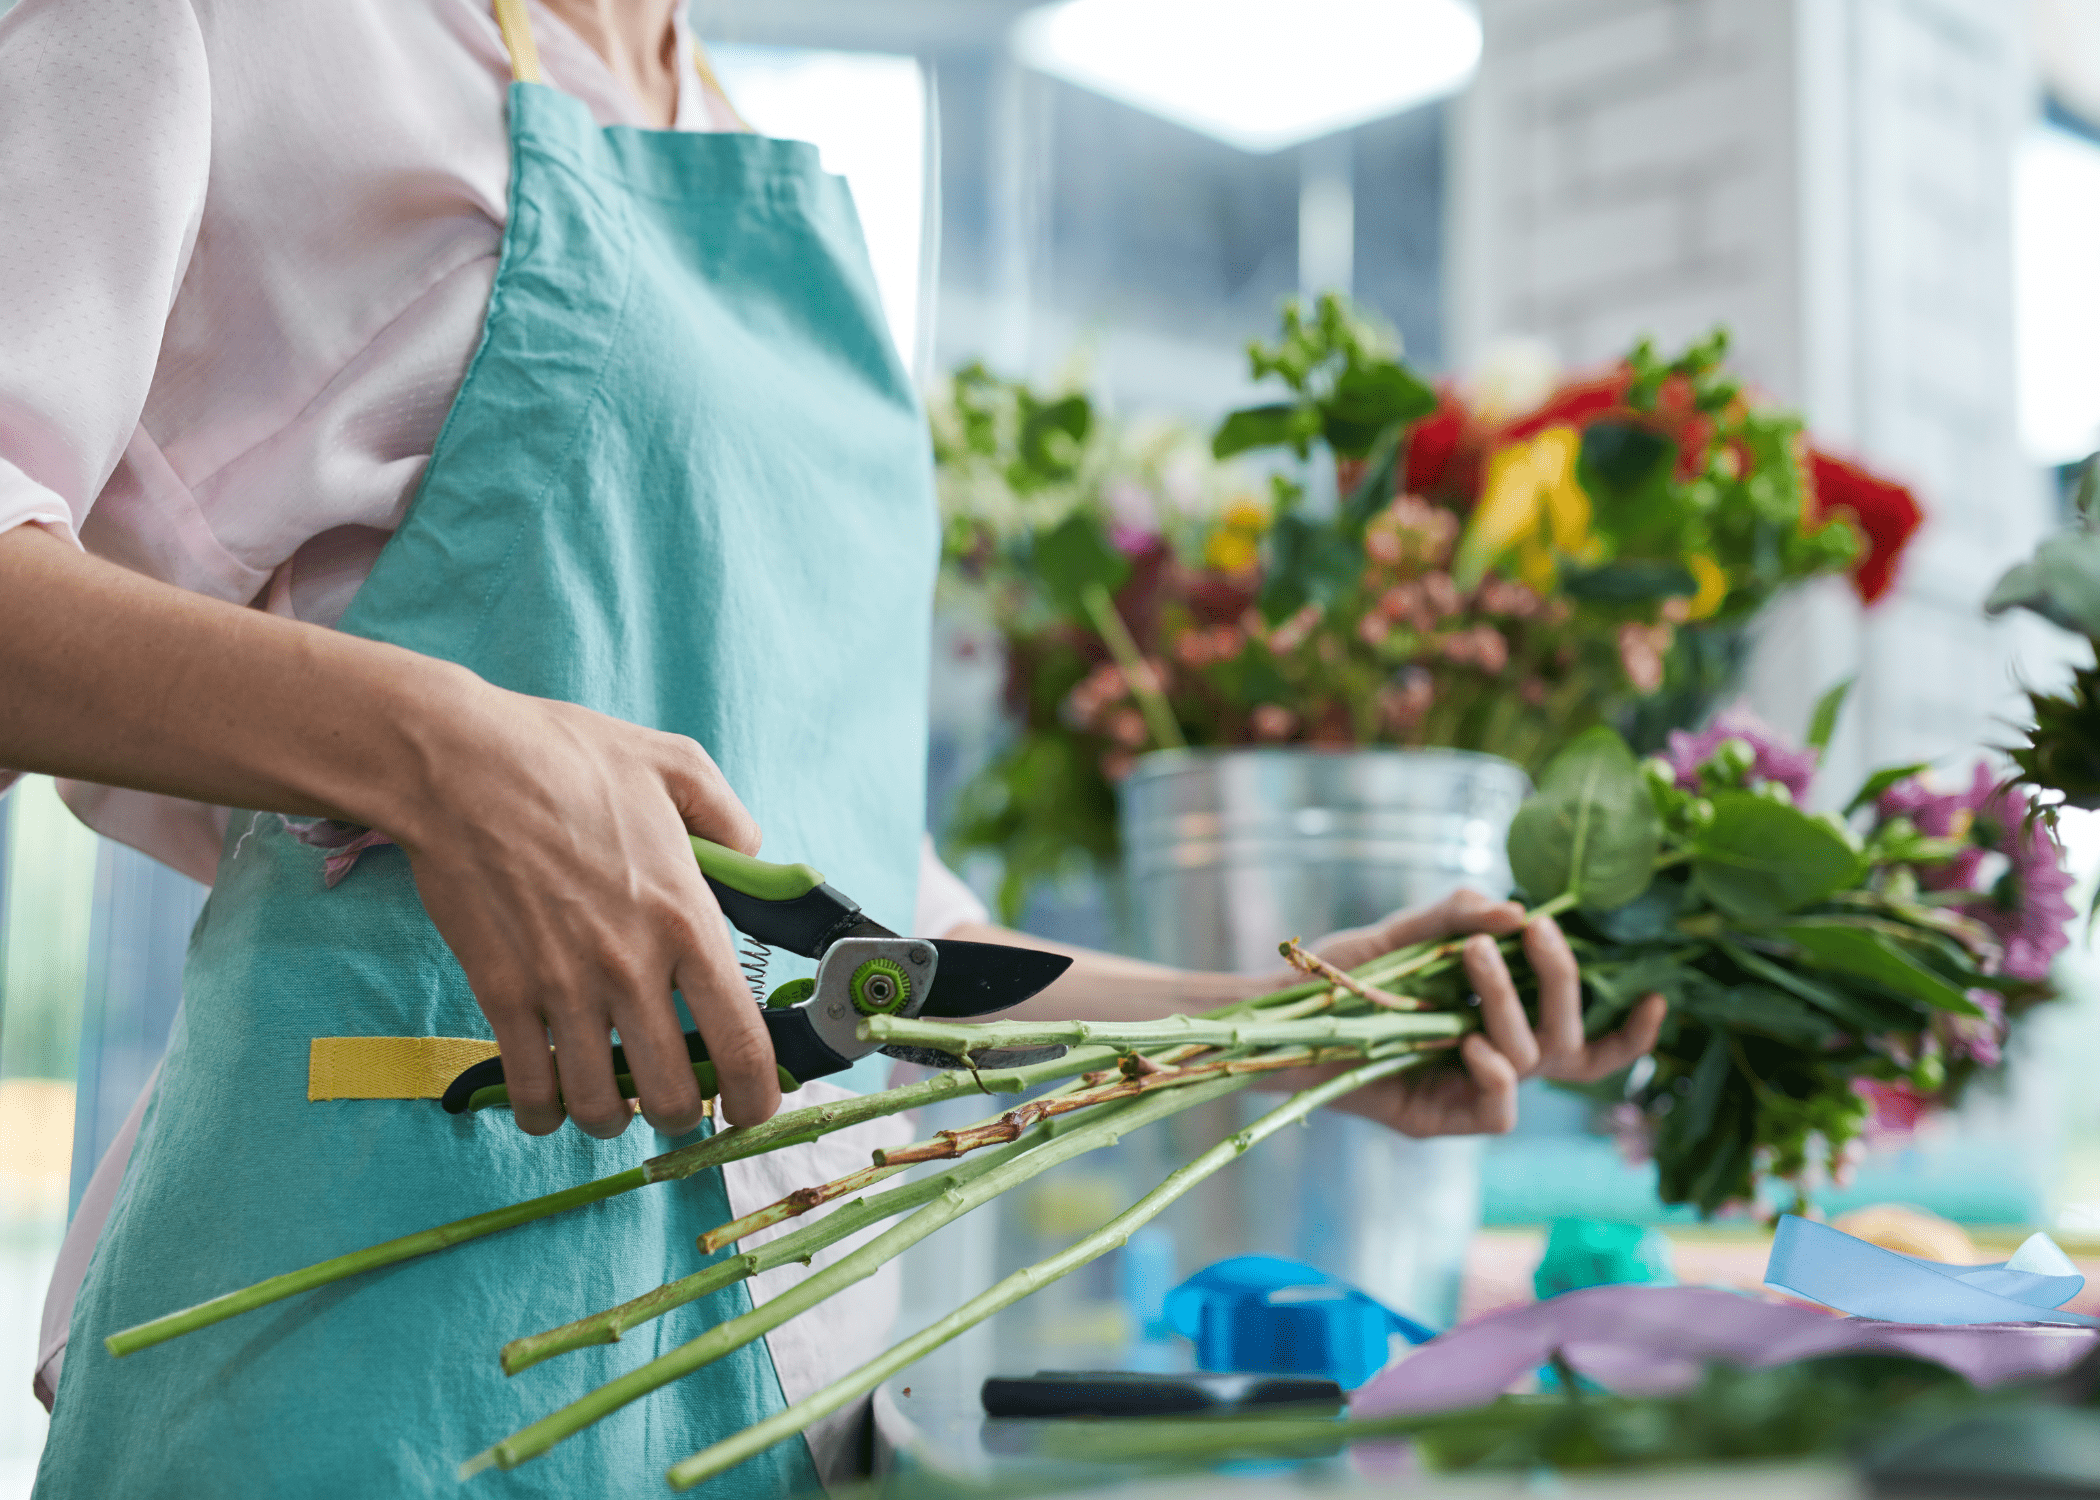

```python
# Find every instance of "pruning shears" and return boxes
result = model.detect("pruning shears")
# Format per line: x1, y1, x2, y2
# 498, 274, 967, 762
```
440, 837, 1072, 1113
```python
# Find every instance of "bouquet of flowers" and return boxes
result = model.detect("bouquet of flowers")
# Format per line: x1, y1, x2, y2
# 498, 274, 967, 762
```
938, 295, 1923, 918
1555, 698, 2070, 1214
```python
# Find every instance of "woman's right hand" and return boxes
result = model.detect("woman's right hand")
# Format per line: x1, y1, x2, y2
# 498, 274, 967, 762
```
394, 681, 782, 1139
0, 524, 779, 1142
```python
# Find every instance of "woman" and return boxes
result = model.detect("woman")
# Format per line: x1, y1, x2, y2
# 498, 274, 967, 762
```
0, 0, 1664, 1492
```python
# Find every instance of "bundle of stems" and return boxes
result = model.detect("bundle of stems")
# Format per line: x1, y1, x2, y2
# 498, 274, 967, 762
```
104, 912, 1532, 1490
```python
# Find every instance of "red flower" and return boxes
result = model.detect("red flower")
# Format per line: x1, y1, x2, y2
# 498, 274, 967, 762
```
1403, 392, 1467, 494
1501, 369, 1632, 442
1807, 451, 1923, 605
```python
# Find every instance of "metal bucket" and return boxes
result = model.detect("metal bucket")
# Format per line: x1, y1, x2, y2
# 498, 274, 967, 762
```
1117, 747, 1530, 1328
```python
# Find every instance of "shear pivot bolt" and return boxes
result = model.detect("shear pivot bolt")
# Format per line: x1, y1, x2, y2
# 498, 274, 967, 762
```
849, 957, 913, 1016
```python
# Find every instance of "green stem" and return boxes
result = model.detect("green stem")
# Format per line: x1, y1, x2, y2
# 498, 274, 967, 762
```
1081, 581, 1185, 750
663, 1049, 1428, 1491
463, 1074, 1250, 1478
500, 1136, 1035, 1375
104, 1166, 652, 1358
862, 1010, 1469, 1057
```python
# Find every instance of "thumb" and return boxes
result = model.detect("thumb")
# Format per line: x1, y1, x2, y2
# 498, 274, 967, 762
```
660, 734, 761, 855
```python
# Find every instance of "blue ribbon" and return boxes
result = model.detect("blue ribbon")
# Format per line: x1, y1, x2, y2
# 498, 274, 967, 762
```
1764, 1214, 2099, 1326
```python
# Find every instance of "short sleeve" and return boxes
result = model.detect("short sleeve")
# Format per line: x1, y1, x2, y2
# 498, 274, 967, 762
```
0, 0, 211, 544
913, 834, 989, 937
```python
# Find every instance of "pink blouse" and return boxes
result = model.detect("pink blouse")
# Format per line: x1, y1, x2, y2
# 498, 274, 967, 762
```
0, 0, 984, 938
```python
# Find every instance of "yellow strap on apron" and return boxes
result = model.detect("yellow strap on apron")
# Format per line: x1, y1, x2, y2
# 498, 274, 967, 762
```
490, 0, 750, 130
307, 1036, 500, 1101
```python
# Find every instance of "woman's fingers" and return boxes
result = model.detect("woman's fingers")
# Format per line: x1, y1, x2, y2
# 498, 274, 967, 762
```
660, 733, 761, 856
1454, 1032, 1520, 1134
1309, 888, 1523, 974
489, 1012, 563, 1136
609, 987, 707, 1138
1524, 916, 1586, 1070
542, 1006, 631, 1139
1463, 931, 1540, 1077
1575, 992, 1668, 1081
674, 940, 780, 1128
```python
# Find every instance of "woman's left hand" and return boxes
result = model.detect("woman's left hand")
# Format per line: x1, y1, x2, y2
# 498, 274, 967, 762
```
1271, 888, 1667, 1138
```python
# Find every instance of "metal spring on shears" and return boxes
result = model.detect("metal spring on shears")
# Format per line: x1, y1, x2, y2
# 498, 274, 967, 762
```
738, 936, 770, 1001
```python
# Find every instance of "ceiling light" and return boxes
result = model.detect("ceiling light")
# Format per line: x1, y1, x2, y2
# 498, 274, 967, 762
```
1011, 0, 1481, 154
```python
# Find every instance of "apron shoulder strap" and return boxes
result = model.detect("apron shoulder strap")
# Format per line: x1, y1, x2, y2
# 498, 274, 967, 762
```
491, 0, 543, 84
489, 0, 749, 130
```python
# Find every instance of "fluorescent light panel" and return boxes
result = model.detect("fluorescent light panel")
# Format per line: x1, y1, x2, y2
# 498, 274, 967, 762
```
1012, 0, 1481, 154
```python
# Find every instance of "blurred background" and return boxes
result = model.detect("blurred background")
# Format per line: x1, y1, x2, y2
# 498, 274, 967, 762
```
7, 0, 2100, 1488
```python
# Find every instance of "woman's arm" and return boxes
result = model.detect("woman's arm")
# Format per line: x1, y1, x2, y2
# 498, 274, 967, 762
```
944, 889, 1666, 1137
0, 523, 780, 1135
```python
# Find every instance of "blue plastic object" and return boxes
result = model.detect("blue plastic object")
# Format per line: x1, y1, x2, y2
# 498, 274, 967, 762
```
1162, 1255, 1435, 1390
1533, 1217, 1676, 1300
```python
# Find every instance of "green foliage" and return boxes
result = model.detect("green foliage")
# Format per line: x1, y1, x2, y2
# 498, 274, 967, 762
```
1806, 677, 1852, 754
1030, 512, 1130, 621
1506, 724, 2043, 1217
1689, 793, 1865, 921
1507, 728, 1660, 911
1214, 293, 1434, 461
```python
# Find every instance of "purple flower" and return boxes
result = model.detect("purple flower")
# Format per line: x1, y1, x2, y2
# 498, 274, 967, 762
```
1109, 521, 1159, 557
1878, 764, 2075, 982
1940, 988, 2006, 1066
1665, 703, 1819, 804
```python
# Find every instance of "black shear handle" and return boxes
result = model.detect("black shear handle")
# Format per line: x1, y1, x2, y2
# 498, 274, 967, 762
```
438, 1007, 854, 1114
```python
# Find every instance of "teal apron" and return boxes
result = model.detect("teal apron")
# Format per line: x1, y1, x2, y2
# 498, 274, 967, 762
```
34, 32, 934, 1500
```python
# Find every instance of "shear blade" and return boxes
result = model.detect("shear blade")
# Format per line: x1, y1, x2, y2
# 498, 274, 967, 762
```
918, 940, 1072, 1019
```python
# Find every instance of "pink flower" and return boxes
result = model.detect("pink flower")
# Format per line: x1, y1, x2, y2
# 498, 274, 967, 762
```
1940, 988, 2006, 1067
1364, 527, 1404, 566
1420, 572, 1462, 620
1617, 622, 1673, 695
1174, 630, 1212, 667
1665, 703, 1819, 804
1268, 604, 1323, 655
1854, 1077, 1932, 1137
1109, 521, 1158, 557
1881, 764, 2075, 981
1207, 624, 1244, 660
1358, 613, 1392, 646
1106, 707, 1150, 749
1100, 749, 1136, 781
1378, 667, 1435, 731
1251, 703, 1297, 741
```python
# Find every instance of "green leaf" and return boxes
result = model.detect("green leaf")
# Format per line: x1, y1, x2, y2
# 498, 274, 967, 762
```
1807, 677, 1853, 754
1012, 392, 1092, 488
1321, 360, 1436, 457
1582, 952, 1693, 1034
1777, 920, 1984, 1015
1715, 939, 1916, 1035
1584, 877, 1689, 943
1256, 513, 1362, 624
1032, 512, 1130, 619
1843, 763, 1930, 817
1682, 982, 1840, 1050
1507, 726, 1661, 910
1579, 423, 1675, 499
1672, 1030, 1733, 1158
1336, 427, 1402, 535
1559, 559, 1699, 602
1691, 792, 1865, 921
1213, 403, 1316, 460
1985, 530, 2100, 638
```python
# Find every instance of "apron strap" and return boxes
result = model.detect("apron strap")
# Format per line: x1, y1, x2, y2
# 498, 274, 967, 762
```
489, 0, 750, 129
491, 0, 543, 84
308, 1036, 500, 1100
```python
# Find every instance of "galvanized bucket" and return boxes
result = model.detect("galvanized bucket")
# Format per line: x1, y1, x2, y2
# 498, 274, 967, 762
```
1117, 746, 1530, 1328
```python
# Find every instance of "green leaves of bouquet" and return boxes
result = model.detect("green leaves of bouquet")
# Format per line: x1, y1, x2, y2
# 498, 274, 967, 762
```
1509, 686, 2051, 1217
1212, 293, 1437, 623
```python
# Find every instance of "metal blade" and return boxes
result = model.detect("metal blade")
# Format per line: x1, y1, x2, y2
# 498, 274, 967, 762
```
878, 1043, 1070, 1071
915, 940, 1072, 1019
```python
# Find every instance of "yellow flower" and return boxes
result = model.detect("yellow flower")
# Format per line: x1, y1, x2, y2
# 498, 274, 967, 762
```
1204, 529, 1260, 573
1453, 425, 1591, 587
1220, 496, 1270, 535
1684, 552, 1727, 620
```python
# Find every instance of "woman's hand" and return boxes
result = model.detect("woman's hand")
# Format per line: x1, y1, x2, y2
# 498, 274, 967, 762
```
1281, 888, 1666, 1137
0, 524, 779, 1140
397, 685, 781, 1139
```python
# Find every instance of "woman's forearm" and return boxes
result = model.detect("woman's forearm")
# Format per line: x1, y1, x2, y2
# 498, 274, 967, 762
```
0, 522, 471, 840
